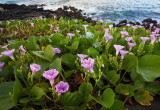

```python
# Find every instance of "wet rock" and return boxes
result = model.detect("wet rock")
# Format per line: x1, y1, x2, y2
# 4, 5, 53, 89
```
157, 24, 160, 28
136, 22, 141, 25
119, 19, 127, 24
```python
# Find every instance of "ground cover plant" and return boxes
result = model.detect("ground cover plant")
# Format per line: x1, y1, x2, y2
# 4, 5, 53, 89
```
0, 17, 160, 110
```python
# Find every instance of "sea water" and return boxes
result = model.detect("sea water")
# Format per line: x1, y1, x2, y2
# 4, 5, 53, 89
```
1, 0, 160, 23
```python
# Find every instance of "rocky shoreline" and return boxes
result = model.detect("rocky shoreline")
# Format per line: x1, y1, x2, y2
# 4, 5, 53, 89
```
0, 4, 160, 31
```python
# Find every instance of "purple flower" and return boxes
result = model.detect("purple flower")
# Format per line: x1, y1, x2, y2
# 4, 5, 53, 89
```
54, 27, 59, 33
150, 23, 153, 27
81, 58, 94, 72
132, 26, 137, 30
114, 45, 124, 55
55, 81, 69, 95
0, 28, 4, 31
1, 49, 15, 59
43, 69, 59, 84
19, 45, 26, 55
140, 37, 150, 43
109, 25, 113, 30
30, 23, 34, 26
14, 31, 18, 35
120, 50, 129, 59
105, 34, 113, 43
150, 35, 156, 44
0, 21, 2, 24
82, 24, 88, 28
121, 31, 128, 37
138, 26, 143, 28
7, 21, 11, 24
125, 37, 132, 42
104, 28, 109, 37
1, 45, 9, 49
0, 62, 5, 71
53, 48, 61, 54
0, 55, 2, 58
77, 54, 88, 62
49, 24, 53, 29
30, 64, 41, 75
67, 33, 75, 38
76, 30, 80, 33
128, 42, 136, 51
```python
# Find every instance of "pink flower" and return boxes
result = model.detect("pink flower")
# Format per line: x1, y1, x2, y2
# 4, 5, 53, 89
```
120, 50, 129, 59
77, 54, 88, 62
125, 37, 132, 42
54, 27, 59, 33
1, 49, 15, 59
55, 81, 69, 95
1, 45, 9, 49
76, 30, 80, 33
82, 24, 88, 28
132, 26, 137, 30
30, 23, 34, 26
49, 24, 53, 29
30, 64, 41, 75
128, 43, 136, 51
81, 58, 94, 72
0, 55, 2, 58
19, 45, 26, 55
14, 31, 18, 35
114, 45, 124, 55
0, 28, 4, 31
43, 69, 59, 84
150, 35, 156, 44
150, 23, 153, 27
53, 48, 61, 54
7, 21, 11, 24
67, 33, 75, 38
109, 25, 113, 30
104, 28, 109, 37
105, 34, 113, 43
140, 37, 150, 43
0, 62, 5, 71
0, 21, 2, 24
121, 31, 128, 37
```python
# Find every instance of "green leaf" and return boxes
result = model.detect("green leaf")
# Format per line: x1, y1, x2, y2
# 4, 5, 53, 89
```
44, 45, 54, 62
85, 32, 94, 39
59, 91, 83, 106
61, 53, 76, 67
66, 41, 79, 51
88, 47, 99, 58
79, 82, 93, 95
122, 54, 138, 72
145, 83, 160, 96
0, 82, 15, 110
106, 70, 120, 84
115, 84, 134, 96
32, 51, 47, 60
25, 42, 39, 50
12, 77, 23, 105
137, 55, 160, 81
49, 58, 62, 72
30, 86, 46, 100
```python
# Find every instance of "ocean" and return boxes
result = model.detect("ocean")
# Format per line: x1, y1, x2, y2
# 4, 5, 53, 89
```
1, 0, 160, 23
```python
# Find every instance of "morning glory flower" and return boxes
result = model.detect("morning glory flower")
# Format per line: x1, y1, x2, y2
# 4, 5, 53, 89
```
19, 45, 26, 55
30, 23, 34, 26
43, 69, 59, 84
140, 37, 150, 43
49, 24, 53, 29
109, 25, 113, 30
0, 55, 2, 58
67, 33, 75, 38
0, 62, 5, 71
121, 31, 128, 37
81, 58, 94, 72
77, 54, 88, 62
128, 42, 136, 51
1, 49, 15, 59
7, 21, 11, 24
14, 31, 18, 35
120, 50, 129, 59
76, 30, 80, 33
53, 48, 61, 54
150, 23, 153, 27
104, 28, 109, 37
105, 34, 113, 43
1, 45, 9, 49
83, 24, 88, 31
54, 27, 59, 33
0, 28, 4, 31
55, 81, 69, 95
132, 26, 137, 30
30, 64, 41, 75
0, 21, 2, 24
125, 37, 132, 42
150, 35, 156, 44
114, 45, 124, 55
